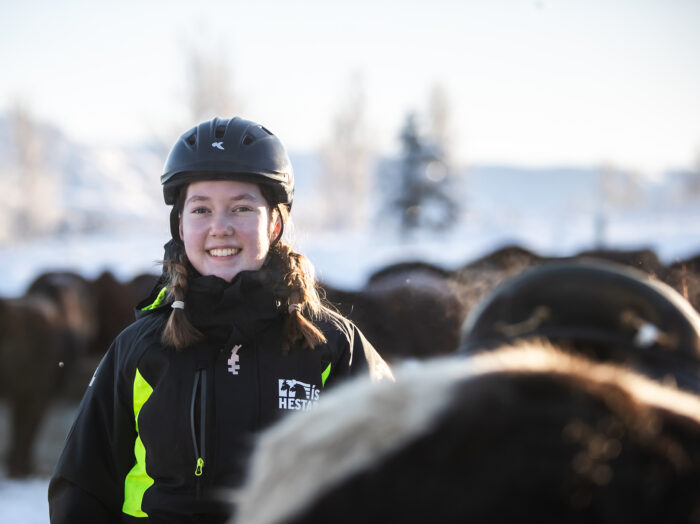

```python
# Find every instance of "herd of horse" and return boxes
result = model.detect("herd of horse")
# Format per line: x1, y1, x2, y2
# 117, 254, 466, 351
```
1, 244, 699, 478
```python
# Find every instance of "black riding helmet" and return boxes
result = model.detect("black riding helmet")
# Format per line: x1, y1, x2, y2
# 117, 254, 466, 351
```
162, 116, 294, 242
459, 259, 700, 391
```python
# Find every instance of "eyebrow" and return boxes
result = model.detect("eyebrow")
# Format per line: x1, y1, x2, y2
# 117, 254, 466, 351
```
185, 193, 259, 205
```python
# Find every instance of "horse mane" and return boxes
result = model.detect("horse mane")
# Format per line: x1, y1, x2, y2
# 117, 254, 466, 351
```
233, 344, 700, 524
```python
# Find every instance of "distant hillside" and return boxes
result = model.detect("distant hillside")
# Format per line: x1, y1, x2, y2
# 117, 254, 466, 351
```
465, 165, 599, 216
1, 113, 698, 245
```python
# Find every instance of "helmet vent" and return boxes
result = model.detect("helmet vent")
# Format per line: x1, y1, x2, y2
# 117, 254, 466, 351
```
186, 133, 197, 146
215, 125, 226, 139
242, 134, 255, 146
260, 126, 273, 136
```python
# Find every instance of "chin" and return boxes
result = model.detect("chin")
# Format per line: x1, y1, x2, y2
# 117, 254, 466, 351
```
204, 267, 238, 282
217, 272, 238, 282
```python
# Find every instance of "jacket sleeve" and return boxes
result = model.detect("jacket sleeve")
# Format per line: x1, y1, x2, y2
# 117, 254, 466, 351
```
325, 318, 394, 388
48, 336, 138, 523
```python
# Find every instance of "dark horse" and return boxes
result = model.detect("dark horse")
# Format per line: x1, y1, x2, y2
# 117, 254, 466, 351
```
234, 346, 700, 524
0, 270, 156, 477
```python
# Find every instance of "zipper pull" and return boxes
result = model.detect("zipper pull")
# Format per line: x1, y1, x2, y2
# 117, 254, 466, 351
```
195, 457, 204, 477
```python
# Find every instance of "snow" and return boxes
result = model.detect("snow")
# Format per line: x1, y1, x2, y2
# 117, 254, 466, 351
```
0, 230, 170, 297
0, 477, 49, 523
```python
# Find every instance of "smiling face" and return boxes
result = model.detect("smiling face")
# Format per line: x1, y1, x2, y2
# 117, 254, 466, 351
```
179, 179, 279, 282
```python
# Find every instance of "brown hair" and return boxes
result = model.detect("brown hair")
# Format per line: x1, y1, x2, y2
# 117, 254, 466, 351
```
161, 183, 328, 352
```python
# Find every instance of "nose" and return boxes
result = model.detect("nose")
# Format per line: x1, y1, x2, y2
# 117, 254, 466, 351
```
209, 212, 234, 236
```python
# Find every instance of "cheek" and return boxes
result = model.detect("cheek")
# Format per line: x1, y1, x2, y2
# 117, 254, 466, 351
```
252, 218, 274, 252
251, 225, 271, 250
180, 217, 207, 245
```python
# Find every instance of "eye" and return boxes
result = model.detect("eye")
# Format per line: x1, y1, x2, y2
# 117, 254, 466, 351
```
233, 206, 253, 213
190, 206, 210, 215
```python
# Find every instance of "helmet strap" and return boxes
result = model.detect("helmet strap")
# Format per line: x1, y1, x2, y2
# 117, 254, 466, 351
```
170, 206, 183, 244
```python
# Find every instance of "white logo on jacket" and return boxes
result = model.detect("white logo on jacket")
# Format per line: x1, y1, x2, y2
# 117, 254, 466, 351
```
228, 344, 242, 375
278, 379, 320, 411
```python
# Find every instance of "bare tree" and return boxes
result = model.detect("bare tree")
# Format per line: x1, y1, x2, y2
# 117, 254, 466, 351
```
184, 39, 239, 124
684, 147, 700, 199
320, 73, 372, 229
599, 164, 642, 209
427, 83, 452, 162
1, 101, 62, 240
147, 28, 242, 157
594, 163, 643, 247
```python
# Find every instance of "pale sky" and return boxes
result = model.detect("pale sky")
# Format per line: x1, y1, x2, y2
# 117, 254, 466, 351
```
2, 0, 699, 176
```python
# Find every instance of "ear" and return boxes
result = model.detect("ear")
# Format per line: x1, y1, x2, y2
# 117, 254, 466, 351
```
269, 211, 282, 241
179, 214, 184, 241
273, 215, 282, 236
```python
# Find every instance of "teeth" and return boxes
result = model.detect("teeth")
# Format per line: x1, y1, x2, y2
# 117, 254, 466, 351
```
208, 248, 239, 257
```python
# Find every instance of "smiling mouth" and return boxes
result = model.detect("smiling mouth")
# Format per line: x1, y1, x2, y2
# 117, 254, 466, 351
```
207, 248, 241, 257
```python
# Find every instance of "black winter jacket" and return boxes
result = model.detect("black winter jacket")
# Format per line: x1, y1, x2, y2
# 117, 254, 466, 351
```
48, 269, 391, 523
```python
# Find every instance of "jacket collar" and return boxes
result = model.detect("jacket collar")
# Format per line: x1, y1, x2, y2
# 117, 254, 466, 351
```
186, 269, 283, 344
135, 254, 288, 347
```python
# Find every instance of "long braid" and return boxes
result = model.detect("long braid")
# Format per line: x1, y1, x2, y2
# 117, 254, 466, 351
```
274, 240, 328, 352
258, 185, 329, 352
161, 247, 203, 351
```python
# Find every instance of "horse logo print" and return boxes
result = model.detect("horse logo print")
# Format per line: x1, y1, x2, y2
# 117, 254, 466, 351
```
278, 379, 320, 411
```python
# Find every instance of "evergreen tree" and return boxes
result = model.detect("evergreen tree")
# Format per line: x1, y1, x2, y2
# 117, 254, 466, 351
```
320, 73, 372, 229
393, 112, 458, 236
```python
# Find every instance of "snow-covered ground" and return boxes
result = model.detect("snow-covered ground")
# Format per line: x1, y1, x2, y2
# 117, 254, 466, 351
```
0, 401, 76, 523
0, 477, 49, 523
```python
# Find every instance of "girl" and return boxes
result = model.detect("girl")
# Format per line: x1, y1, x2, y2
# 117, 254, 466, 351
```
49, 117, 393, 523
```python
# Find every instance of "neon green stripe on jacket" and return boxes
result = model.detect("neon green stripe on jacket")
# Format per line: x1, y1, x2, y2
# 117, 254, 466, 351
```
141, 287, 167, 311
321, 363, 331, 387
123, 368, 155, 517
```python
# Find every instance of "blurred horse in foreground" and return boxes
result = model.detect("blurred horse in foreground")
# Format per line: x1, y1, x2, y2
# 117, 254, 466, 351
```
233, 260, 700, 523
233, 346, 700, 524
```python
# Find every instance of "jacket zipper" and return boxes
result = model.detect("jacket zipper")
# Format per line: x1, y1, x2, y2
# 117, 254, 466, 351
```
190, 368, 207, 499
